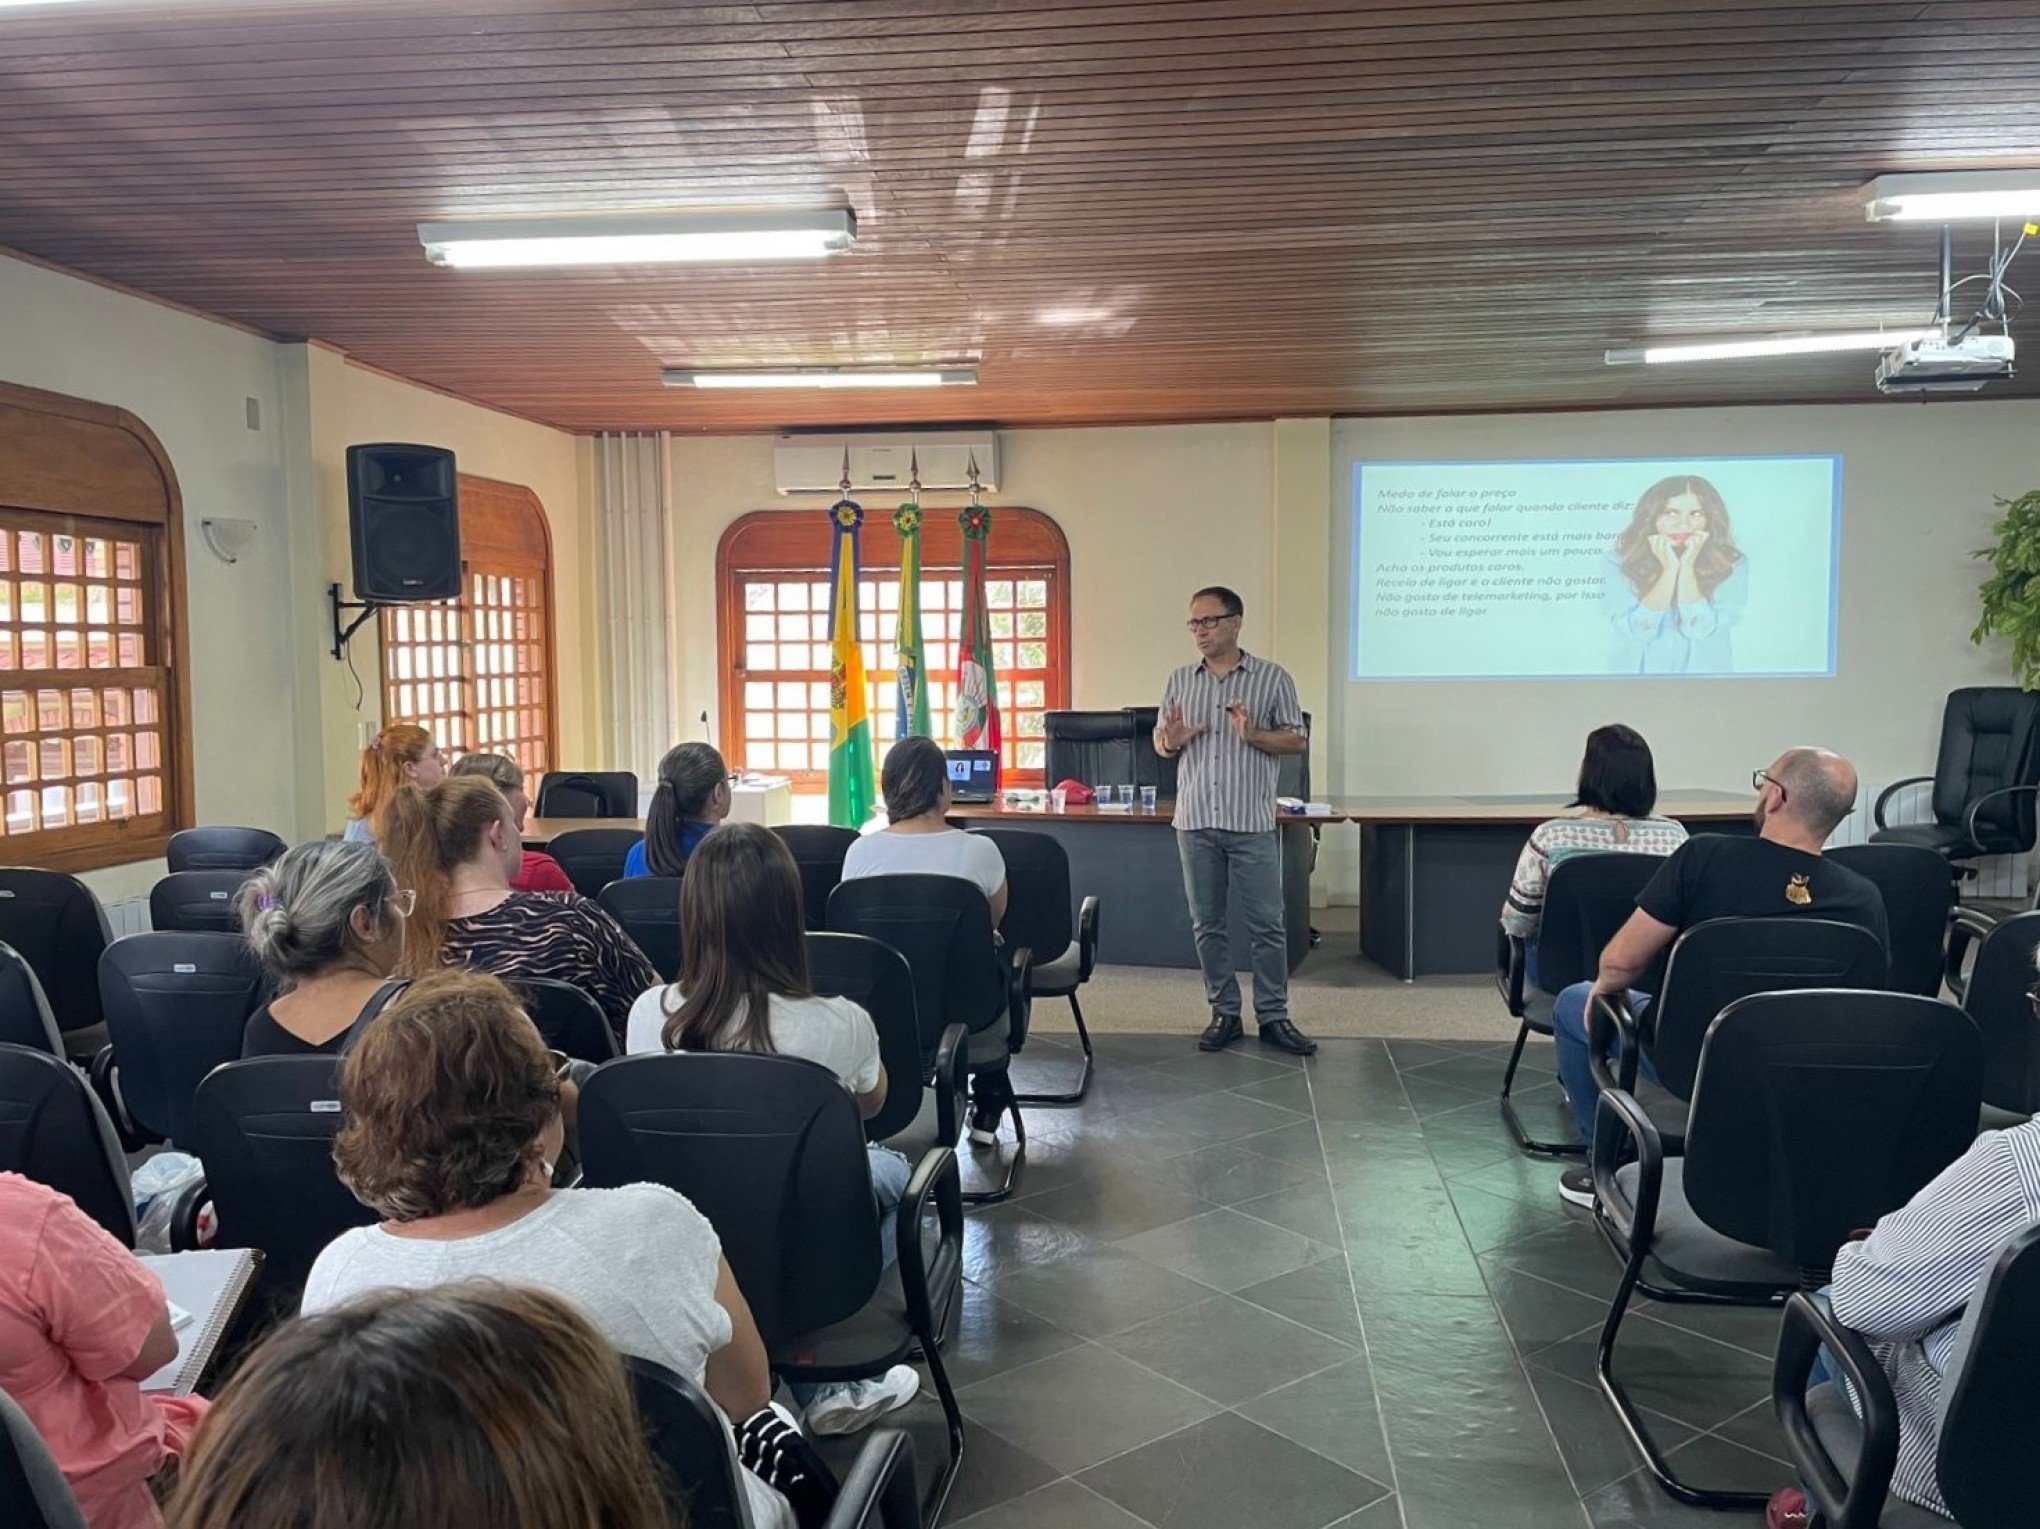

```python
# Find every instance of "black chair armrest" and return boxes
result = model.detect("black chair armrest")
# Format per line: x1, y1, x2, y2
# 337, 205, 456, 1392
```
1943, 903, 2003, 1004
1873, 775, 1935, 831
822, 1428, 922, 1529
895, 1146, 963, 1339
1075, 895, 1100, 984
1496, 931, 1527, 1016
1773, 1291, 1901, 1529
930, 1023, 967, 1146
167, 1175, 210, 1252
1964, 783, 2040, 856
1003, 945, 1033, 1053
1586, 989, 1641, 1096
1590, 1085, 1662, 1249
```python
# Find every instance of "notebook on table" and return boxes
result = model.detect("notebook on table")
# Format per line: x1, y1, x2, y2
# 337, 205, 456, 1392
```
135, 1248, 263, 1396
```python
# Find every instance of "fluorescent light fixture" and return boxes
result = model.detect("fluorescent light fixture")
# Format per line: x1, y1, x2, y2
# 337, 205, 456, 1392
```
417, 208, 855, 269
1605, 328, 1940, 366
664, 366, 978, 390
1863, 170, 2040, 223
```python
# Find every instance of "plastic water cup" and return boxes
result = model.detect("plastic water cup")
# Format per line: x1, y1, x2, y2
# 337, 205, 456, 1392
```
1051, 788, 1068, 812
1139, 785, 1157, 811
1115, 783, 1135, 806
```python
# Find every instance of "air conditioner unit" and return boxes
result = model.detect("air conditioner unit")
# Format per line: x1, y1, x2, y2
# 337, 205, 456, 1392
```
771, 432, 999, 496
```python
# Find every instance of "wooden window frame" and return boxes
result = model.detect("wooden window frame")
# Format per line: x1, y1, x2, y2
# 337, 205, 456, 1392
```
378, 474, 558, 776
0, 380, 195, 874
716, 506, 1071, 789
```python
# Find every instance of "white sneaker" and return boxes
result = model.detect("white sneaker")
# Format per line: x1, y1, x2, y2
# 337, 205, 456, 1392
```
803, 1365, 920, 1436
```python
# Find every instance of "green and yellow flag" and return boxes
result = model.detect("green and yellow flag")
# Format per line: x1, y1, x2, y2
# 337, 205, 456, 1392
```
893, 501, 930, 740
826, 497, 875, 828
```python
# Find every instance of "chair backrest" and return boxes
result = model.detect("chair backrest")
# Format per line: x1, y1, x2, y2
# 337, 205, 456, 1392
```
626, 1357, 748, 1529
579, 1052, 879, 1349
166, 826, 286, 873
826, 874, 1006, 1049
534, 770, 639, 819
970, 829, 1072, 960
0, 869, 109, 1035
0, 1042, 134, 1245
0, 943, 64, 1056
0, 1387, 87, 1529
148, 869, 255, 935
1043, 710, 1136, 790
1823, 843, 1955, 997
1124, 705, 1178, 798
772, 825, 860, 931
1531, 852, 1669, 994
1935, 1221, 2040, 1529
1929, 686, 2040, 851
1649, 917, 1888, 1100
191, 1056, 376, 1293
544, 828, 644, 897
512, 977, 619, 1064
1683, 991, 1980, 1272
806, 931, 925, 1142
596, 877, 682, 982
1961, 910, 2040, 1114
100, 931, 268, 1145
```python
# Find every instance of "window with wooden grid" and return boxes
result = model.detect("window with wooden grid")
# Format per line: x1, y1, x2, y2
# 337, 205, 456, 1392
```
717, 508, 1069, 790
379, 477, 556, 777
0, 382, 193, 872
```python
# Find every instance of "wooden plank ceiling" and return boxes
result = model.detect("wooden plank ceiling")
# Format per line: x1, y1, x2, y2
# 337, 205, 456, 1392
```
2, 0, 2039, 432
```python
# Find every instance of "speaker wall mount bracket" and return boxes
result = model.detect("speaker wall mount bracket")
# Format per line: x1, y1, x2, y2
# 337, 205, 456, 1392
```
329, 583, 385, 661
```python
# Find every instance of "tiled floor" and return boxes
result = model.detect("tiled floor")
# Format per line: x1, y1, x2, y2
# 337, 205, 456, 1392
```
878, 1032, 1790, 1529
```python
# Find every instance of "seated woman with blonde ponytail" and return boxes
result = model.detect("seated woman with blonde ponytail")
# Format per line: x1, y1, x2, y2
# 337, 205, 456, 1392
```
343, 723, 446, 844
380, 776, 658, 1031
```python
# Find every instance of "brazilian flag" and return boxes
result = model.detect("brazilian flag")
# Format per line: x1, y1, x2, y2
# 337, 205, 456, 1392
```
826, 498, 875, 828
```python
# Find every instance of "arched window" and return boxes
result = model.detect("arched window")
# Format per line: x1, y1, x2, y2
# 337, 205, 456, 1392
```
717, 507, 1071, 788
379, 475, 556, 774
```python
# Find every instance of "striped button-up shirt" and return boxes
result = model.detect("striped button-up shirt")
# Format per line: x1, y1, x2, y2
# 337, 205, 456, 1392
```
1159, 650, 1306, 834
1829, 1120, 2040, 1516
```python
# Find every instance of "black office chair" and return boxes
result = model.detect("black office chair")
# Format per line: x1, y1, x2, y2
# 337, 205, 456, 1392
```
544, 827, 643, 897
827, 874, 1032, 1204
773, 825, 860, 931
1123, 706, 1178, 799
189, 1056, 377, 1298
1775, 1221, 2040, 1529
1943, 908, 2040, 1120
1495, 851, 1667, 1157
0, 942, 65, 1057
580, 1052, 965, 1524
596, 877, 682, 982
1591, 990, 1980, 1509
1589, 916, 1888, 1154
1826, 843, 1957, 997
0, 868, 110, 1059
148, 869, 255, 935
805, 931, 967, 1152
1042, 710, 1135, 790
166, 826, 285, 873
513, 977, 619, 1063
0, 1387, 86, 1529
1870, 686, 2040, 868
534, 770, 638, 819
972, 829, 1099, 1106
0, 1042, 136, 1246
99, 931, 267, 1147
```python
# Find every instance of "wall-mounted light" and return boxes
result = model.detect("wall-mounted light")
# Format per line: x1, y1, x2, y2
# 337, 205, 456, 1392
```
200, 518, 258, 564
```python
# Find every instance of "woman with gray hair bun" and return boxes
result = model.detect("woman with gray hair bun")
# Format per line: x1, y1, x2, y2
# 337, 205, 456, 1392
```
237, 839, 415, 1057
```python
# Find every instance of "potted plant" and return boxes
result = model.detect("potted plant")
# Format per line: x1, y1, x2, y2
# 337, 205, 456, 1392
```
1973, 489, 2040, 687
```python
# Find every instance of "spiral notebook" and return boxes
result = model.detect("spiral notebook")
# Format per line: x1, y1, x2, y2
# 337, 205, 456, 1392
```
135, 1248, 263, 1396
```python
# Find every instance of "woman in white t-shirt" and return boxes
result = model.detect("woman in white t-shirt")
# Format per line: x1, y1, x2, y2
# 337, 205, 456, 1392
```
301, 968, 793, 1529
625, 822, 920, 1438
842, 734, 1008, 925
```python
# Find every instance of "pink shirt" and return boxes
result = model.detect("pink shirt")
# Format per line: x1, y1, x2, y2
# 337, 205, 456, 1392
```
0, 1174, 206, 1529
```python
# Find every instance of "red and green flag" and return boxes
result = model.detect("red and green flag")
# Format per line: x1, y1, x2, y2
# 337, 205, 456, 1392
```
955, 504, 1001, 779
826, 497, 875, 828
892, 501, 930, 740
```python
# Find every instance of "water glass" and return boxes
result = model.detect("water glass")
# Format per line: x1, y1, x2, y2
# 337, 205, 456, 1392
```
1139, 785, 1157, 811
1115, 783, 1135, 806
1050, 788, 1068, 812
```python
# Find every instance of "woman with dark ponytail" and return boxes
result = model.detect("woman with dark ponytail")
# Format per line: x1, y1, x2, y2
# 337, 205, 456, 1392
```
624, 742, 731, 879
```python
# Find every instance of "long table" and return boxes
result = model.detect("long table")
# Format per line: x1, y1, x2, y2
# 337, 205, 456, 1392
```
1330, 790, 1755, 979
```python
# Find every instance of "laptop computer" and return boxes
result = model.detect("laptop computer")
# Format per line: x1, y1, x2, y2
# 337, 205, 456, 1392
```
944, 749, 999, 804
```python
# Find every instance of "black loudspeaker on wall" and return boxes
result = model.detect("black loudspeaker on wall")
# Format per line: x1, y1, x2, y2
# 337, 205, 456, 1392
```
346, 443, 461, 601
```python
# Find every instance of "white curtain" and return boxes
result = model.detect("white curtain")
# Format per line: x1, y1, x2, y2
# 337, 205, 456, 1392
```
593, 432, 674, 789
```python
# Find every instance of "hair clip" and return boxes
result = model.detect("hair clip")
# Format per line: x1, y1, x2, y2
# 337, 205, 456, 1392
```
256, 892, 280, 910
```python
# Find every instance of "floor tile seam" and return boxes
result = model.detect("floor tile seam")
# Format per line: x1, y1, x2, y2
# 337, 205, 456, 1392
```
1103, 1287, 1365, 1366
945, 1477, 1166, 1529
971, 1261, 1236, 1339
1698, 1399, 1796, 1468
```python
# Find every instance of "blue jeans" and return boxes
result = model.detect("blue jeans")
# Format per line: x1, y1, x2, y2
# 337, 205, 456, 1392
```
1552, 982, 1658, 1147
1177, 827, 1288, 1025
868, 1143, 911, 1272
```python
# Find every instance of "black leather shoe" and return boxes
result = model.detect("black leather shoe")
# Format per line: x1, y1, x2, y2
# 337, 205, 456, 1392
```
1257, 1019, 1318, 1056
1198, 1013, 1243, 1052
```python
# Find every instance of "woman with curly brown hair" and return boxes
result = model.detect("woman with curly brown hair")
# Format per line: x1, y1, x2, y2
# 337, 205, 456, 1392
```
167, 1282, 667, 1529
1605, 473, 1748, 675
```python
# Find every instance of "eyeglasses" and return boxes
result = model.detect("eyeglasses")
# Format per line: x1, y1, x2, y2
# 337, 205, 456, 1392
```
1185, 613, 1238, 633
1751, 768, 1787, 805
386, 888, 418, 918
546, 1048, 574, 1081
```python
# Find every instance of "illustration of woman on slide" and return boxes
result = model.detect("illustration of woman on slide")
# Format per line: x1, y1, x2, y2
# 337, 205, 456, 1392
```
1605, 474, 1747, 674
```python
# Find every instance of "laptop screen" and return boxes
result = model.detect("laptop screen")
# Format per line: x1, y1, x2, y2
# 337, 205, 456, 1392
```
945, 750, 999, 801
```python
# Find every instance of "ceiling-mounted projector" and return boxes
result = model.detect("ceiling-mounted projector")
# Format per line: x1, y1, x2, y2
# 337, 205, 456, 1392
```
1876, 333, 2015, 395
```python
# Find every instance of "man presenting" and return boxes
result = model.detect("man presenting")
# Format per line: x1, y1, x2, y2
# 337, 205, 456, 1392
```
1154, 586, 1316, 1057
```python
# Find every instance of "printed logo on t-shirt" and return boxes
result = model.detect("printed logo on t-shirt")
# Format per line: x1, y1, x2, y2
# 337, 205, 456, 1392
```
1785, 873, 1813, 907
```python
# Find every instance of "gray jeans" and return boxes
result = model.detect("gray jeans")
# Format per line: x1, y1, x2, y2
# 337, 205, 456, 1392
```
1176, 827, 1288, 1025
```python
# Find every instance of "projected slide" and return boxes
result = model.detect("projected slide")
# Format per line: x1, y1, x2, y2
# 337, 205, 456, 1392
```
1350, 456, 1840, 681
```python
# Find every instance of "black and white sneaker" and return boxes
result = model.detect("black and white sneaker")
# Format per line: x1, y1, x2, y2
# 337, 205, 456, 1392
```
1557, 1165, 1597, 1209
968, 1096, 1004, 1147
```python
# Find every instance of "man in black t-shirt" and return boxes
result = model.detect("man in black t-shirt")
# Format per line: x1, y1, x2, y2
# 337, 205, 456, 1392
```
1552, 747, 1886, 1205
